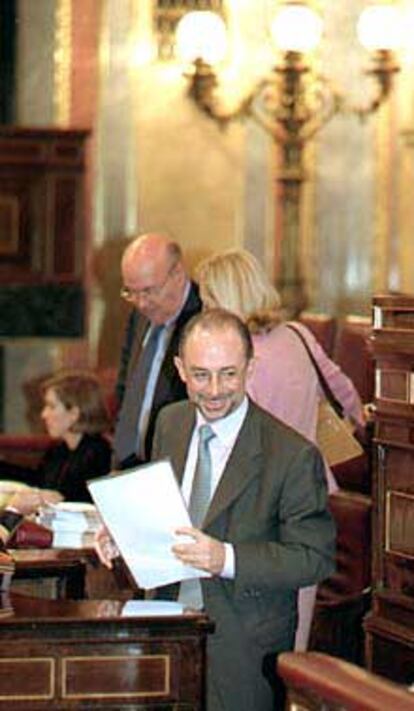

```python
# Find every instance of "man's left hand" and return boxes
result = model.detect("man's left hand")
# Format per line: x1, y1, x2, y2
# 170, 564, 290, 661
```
172, 526, 225, 575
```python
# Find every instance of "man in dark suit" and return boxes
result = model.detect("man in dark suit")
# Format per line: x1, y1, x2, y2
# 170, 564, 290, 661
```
98, 308, 335, 710
113, 232, 201, 469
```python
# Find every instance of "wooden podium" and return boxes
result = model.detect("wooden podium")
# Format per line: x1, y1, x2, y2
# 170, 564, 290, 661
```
364, 294, 414, 684
0, 594, 213, 709
11, 548, 94, 599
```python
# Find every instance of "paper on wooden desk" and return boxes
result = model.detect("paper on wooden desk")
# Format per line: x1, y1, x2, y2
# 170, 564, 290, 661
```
121, 600, 184, 617
88, 459, 210, 590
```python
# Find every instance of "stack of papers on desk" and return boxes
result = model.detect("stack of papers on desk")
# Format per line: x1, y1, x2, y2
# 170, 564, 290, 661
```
38, 502, 101, 549
0, 591, 13, 618
0, 551, 14, 593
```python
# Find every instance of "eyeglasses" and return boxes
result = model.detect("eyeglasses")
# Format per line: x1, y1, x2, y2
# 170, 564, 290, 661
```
120, 261, 178, 302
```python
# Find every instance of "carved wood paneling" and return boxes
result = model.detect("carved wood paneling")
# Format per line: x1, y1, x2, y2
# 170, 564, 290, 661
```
365, 294, 414, 685
0, 127, 89, 336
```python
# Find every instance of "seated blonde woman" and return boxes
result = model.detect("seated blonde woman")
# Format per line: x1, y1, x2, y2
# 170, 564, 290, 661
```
0, 370, 112, 517
195, 248, 365, 651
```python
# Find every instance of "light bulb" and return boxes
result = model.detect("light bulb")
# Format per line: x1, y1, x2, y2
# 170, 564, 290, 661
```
357, 5, 403, 51
176, 11, 227, 65
270, 4, 323, 53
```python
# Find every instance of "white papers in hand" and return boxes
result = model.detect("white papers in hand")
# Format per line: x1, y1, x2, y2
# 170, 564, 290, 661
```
88, 460, 210, 590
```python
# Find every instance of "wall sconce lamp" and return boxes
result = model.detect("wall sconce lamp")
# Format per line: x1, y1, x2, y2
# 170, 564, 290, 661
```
176, 2, 403, 316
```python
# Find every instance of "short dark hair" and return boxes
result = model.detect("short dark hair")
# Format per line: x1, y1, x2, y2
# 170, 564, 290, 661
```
179, 308, 254, 361
42, 370, 110, 434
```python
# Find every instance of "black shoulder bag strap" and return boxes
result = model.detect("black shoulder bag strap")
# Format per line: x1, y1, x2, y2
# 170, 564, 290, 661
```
286, 323, 345, 418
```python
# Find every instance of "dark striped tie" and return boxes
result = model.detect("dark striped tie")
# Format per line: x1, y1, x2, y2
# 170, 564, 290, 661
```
114, 324, 164, 463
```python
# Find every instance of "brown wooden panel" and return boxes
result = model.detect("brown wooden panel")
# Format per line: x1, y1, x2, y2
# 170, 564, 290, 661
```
383, 446, 414, 493
0, 128, 89, 336
386, 491, 414, 558
0, 176, 36, 278
365, 618, 414, 686
0, 195, 19, 255
0, 140, 46, 163
376, 419, 414, 445
52, 176, 78, 276
63, 654, 170, 699
0, 658, 54, 699
376, 368, 411, 402
373, 295, 414, 330
52, 141, 84, 163
0, 128, 88, 286
333, 316, 374, 403
383, 555, 414, 596
373, 330, 414, 356
370, 295, 414, 684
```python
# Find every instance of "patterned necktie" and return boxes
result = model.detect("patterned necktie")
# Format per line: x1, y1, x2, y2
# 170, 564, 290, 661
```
114, 324, 164, 463
188, 424, 216, 528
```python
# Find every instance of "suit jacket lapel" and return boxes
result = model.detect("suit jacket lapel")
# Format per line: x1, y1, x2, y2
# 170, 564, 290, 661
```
169, 405, 196, 486
157, 282, 201, 380
204, 404, 262, 529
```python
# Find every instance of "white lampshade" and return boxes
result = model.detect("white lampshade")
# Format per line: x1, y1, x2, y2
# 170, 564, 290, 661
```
270, 4, 323, 53
175, 11, 227, 65
357, 5, 403, 51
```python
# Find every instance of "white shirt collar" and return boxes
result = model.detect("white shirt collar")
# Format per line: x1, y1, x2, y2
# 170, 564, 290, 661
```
196, 396, 249, 444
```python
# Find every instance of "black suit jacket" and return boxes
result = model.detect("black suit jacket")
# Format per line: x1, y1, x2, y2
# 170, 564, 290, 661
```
114, 281, 201, 466
152, 399, 336, 711
0, 434, 111, 502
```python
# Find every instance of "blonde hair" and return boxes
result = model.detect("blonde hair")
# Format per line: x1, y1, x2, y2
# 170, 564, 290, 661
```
195, 249, 282, 334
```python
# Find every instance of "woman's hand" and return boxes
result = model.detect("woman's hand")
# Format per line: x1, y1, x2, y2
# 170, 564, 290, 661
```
8, 489, 43, 515
40, 489, 63, 506
7, 488, 63, 515
363, 402, 376, 424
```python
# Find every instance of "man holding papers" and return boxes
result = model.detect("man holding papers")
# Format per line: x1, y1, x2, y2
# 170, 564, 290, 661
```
96, 308, 335, 711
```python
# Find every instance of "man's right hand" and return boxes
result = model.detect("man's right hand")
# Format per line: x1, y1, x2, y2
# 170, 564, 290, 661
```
95, 525, 119, 568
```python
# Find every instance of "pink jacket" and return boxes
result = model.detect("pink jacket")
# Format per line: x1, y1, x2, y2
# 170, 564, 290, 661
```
247, 321, 364, 492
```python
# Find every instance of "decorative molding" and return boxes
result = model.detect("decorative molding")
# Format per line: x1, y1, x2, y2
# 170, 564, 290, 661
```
0, 657, 55, 700
54, 0, 72, 124
62, 654, 170, 698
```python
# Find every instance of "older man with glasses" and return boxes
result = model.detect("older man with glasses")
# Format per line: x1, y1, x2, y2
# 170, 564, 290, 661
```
113, 232, 201, 469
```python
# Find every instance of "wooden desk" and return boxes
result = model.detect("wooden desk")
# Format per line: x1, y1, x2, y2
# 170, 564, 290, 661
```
278, 651, 414, 711
0, 594, 213, 709
10, 548, 96, 599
